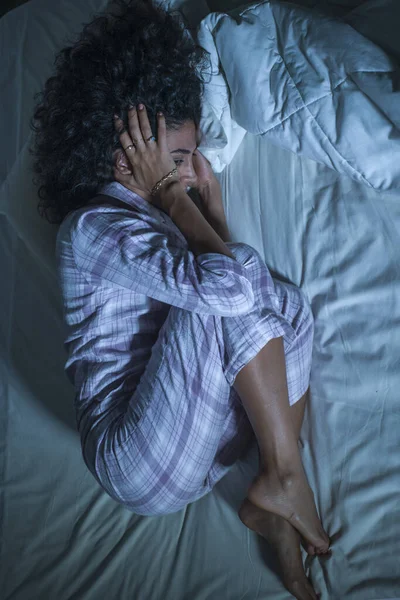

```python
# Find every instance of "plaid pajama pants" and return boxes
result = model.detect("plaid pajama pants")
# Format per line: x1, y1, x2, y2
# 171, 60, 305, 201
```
88, 243, 314, 514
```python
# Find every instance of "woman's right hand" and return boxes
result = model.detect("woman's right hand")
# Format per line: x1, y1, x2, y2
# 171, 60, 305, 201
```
113, 104, 180, 206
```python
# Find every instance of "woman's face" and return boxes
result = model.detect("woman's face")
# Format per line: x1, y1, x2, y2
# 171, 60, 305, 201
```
166, 120, 199, 191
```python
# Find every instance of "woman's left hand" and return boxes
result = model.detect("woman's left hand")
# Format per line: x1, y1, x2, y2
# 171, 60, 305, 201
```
192, 150, 227, 221
192, 150, 219, 193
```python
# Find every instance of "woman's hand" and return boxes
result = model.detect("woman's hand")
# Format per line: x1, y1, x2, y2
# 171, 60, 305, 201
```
113, 104, 180, 207
191, 150, 230, 241
192, 150, 225, 213
192, 150, 219, 193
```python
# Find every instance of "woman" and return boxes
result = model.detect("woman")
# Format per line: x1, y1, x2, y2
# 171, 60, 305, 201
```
31, 1, 330, 598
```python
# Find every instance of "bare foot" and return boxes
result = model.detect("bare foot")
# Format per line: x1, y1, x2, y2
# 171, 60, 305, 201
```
239, 498, 320, 600
247, 468, 330, 554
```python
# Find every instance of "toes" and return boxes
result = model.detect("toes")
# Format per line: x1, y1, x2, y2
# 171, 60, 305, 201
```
301, 537, 332, 558
315, 539, 332, 555
317, 547, 332, 558
238, 499, 322, 600
301, 539, 316, 556
313, 531, 331, 554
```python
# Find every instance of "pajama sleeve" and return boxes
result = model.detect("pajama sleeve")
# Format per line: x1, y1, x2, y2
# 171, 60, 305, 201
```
70, 209, 255, 317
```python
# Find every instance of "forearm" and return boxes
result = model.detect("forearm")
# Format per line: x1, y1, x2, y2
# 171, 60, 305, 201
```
158, 181, 234, 259
188, 186, 231, 243
202, 207, 231, 243
197, 181, 231, 243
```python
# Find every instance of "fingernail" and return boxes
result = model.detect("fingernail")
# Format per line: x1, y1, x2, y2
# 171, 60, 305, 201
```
114, 114, 119, 119
158, 111, 163, 116
138, 104, 144, 110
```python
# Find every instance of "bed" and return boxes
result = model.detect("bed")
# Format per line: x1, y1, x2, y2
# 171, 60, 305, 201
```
1, 0, 400, 599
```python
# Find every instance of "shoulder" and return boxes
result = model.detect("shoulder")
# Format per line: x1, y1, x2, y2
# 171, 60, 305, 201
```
59, 203, 155, 248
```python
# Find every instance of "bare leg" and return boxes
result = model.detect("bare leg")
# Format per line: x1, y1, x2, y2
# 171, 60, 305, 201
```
239, 392, 323, 600
233, 337, 330, 553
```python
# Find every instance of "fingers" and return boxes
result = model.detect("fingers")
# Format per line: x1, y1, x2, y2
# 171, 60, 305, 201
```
137, 104, 153, 142
114, 104, 163, 159
156, 111, 167, 150
114, 114, 136, 160
128, 106, 145, 146
194, 150, 211, 166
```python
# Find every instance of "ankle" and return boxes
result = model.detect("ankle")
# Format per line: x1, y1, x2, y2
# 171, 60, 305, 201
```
259, 457, 304, 481
258, 439, 302, 473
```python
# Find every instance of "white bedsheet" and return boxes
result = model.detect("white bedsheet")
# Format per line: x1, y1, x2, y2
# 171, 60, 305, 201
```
1, 1, 400, 599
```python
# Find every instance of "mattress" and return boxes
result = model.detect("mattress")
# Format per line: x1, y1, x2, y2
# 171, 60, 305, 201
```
1, 1, 400, 599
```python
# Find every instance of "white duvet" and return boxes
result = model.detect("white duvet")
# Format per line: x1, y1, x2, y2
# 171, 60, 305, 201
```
198, 0, 400, 192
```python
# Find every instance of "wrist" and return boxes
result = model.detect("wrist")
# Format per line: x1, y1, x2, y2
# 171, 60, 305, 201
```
199, 186, 226, 219
157, 180, 189, 215
197, 179, 220, 201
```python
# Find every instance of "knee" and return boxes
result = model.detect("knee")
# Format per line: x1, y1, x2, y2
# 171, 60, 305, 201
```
91, 458, 189, 516
111, 484, 190, 516
81, 413, 209, 517
85, 442, 193, 516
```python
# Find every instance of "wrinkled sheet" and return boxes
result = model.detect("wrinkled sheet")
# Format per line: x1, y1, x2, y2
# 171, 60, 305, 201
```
1, 1, 400, 599
199, 0, 400, 192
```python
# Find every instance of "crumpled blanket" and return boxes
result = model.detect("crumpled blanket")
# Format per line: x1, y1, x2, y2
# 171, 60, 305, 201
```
198, 0, 400, 192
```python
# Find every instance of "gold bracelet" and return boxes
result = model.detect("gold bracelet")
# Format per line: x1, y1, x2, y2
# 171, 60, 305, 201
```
151, 168, 178, 196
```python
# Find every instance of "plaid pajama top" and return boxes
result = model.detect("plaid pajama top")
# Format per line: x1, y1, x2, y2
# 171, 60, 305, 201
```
56, 181, 313, 513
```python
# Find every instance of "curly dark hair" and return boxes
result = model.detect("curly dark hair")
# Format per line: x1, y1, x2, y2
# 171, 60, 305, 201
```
30, 0, 210, 224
